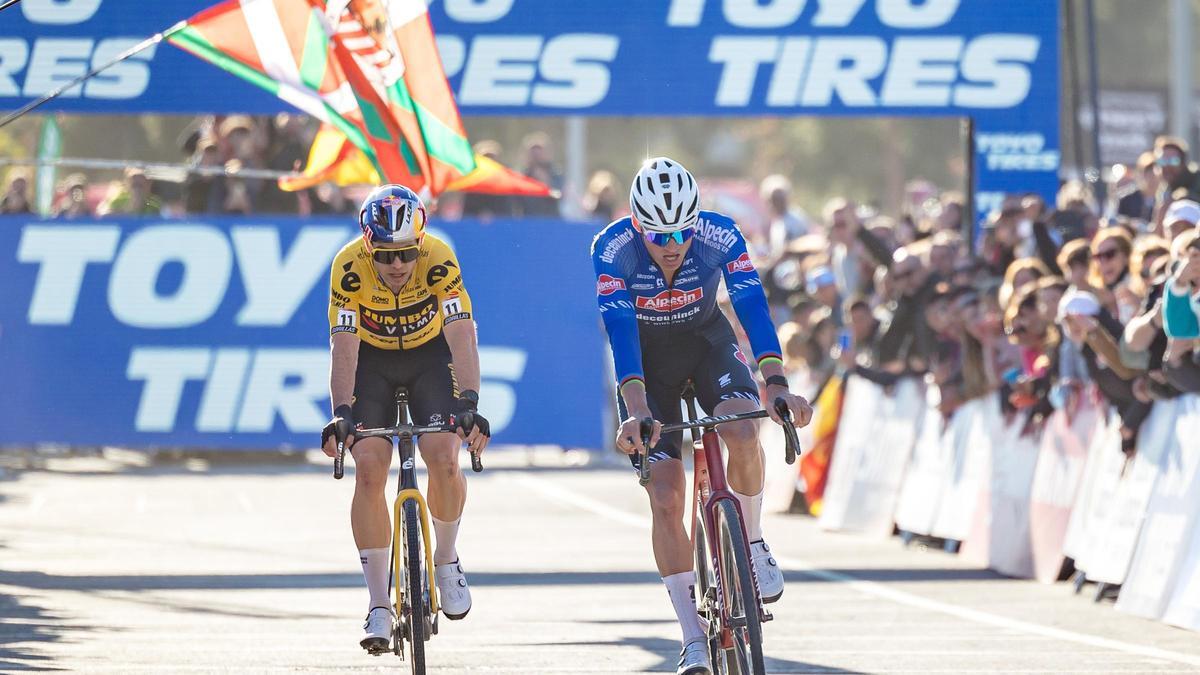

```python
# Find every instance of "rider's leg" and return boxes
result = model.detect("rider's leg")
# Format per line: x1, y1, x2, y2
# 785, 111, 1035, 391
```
646, 458, 705, 645
713, 398, 766, 539
351, 437, 394, 610
419, 432, 467, 564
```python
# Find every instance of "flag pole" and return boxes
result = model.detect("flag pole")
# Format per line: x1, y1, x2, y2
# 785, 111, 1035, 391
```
0, 0, 25, 13
0, 21, 186, 129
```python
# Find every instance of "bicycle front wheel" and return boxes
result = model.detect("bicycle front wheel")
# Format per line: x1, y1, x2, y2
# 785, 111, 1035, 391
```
715, 498, 765, 675
403, 498, 427, 674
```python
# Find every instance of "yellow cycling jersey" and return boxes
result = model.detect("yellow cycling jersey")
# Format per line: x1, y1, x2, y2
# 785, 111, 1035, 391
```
328, 234, 473, 350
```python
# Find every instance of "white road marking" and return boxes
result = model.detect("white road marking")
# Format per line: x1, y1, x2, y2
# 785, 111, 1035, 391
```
514, 473, 1200, 668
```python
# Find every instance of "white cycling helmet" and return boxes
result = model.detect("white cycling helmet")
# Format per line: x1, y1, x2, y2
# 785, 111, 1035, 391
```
629, 157, 700, 233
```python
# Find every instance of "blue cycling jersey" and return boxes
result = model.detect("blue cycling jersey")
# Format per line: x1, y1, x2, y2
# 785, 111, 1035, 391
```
590, 211, 783, 387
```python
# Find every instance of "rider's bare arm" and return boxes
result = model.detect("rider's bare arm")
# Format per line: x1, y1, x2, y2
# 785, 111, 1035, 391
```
443, 319, 481, 394
329, 332, 359, 414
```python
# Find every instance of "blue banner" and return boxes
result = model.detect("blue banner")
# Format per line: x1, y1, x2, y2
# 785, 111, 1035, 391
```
0, 216, 608, 450
0, 0, 1058, 222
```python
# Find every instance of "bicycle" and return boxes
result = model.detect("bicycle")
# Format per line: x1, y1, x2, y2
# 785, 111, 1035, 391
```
638, 386, 801, 675
330, 387, 483, 674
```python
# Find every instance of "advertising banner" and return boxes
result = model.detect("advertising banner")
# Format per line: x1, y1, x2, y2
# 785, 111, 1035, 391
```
0, 0, 1059, 209
0, 215, 607, 450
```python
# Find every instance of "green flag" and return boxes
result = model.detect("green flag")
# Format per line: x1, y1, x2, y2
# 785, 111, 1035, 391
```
36, 117, 61, 216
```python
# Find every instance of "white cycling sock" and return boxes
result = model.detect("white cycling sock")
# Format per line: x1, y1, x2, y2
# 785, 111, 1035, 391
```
359, 547, 392, 611
731, 486, 764, 542
663, 571, 705, 644
432, 516, 461, 565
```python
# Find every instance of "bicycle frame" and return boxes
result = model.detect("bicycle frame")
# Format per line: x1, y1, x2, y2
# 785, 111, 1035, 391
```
391, 419, 440, 620
684, 395, 762, 650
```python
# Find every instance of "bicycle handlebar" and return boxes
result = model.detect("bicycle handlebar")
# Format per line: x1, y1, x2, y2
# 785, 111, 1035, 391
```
656, 397, 803, 465
330, 417, 484, 479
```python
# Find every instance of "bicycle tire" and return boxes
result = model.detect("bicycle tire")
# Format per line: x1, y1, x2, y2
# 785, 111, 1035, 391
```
403, 498, 427, 674
715, 498, 765, 675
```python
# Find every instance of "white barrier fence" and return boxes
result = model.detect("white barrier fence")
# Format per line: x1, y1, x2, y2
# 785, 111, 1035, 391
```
815, 374, 1200, 632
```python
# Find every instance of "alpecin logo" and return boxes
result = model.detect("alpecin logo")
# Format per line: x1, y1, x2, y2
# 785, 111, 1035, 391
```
636, 288, 704, 312
726, 252, 753, 274
597, 274, 626, 295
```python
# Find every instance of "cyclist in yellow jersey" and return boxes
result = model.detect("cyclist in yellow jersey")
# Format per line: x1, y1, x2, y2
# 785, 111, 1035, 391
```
320, 184, 490, 653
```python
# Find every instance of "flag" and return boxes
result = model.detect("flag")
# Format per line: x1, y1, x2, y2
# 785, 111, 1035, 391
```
168, 0, 483, 196
279, 123, 555, 198
799, 374, 847, 516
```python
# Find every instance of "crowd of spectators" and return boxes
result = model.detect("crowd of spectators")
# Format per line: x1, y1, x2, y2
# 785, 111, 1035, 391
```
0, 115, 573, 221
752, 134, 1200, 463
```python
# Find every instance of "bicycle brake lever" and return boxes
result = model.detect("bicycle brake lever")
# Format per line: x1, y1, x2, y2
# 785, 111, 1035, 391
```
332, 418, 350, 479
638, 417, 654, 486
457, 412, 484, 473
773, 397, 801, 465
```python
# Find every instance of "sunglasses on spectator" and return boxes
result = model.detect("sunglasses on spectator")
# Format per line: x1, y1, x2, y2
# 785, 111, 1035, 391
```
1093, 247, 1121, 262
642, 228, 695, 247
1156, 156, 1183, 167
372, 246, 420, 264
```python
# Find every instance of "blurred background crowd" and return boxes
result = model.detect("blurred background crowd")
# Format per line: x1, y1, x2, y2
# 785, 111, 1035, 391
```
752, 134, 1200, 465
5, 113, 1200, 469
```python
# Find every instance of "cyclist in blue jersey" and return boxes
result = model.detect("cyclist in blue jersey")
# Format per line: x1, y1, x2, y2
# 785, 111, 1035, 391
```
591, 157, 813, 675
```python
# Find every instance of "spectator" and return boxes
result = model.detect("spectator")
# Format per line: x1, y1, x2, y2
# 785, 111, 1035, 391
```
1057, 239, 1092, 291
184, 138, 223, 214
928, 231, 961, 281
582, 169, 621, 222
259, 113, 311, 213
958, 290, 1002, 399
761, 174, 809, 253
874, 246, 936, 372
461, 139, 517, 220
1162, 198, 1200, 242
1, 171, 33, 214
1089, 226, 1136, 322
518, 132, 563, 218
805, 266, 841, 325
99, 168, 162, 216
843, 295, 880, 365
1130, 235, 1171, 297
1153, 135, 1200, 206
999, 257, 1052, 309
1115, 152, 1158, 222
1163, 229, 1200, 341
53, 173, 93, 219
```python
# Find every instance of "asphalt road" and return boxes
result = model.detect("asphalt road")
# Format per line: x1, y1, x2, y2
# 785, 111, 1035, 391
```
3, 449, 1200, 674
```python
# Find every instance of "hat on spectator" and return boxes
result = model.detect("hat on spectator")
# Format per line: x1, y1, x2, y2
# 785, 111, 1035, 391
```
1164, 199, 1200, 228
805, 266, 836, 294
1056, 288, 1101, 323
64, 173, 87, 190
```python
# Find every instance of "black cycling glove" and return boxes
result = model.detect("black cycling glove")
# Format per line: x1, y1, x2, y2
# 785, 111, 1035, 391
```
456, 390, 491, 438
321, 404, 354, 448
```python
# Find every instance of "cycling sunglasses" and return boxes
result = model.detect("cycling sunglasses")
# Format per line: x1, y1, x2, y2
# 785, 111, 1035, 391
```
1156, 155, 1183, 168
372, 246, 420, 264
642, 227, 695, 247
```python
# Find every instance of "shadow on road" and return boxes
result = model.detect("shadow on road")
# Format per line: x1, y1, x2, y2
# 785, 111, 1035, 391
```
0, 565, 1006, 595
785, 567, 1003, 583
545, 635, 865, 674
0, 589, 71, 672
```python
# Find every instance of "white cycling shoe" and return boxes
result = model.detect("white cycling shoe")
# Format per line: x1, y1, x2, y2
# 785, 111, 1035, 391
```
750, 539, 784, 603
677, 638, 712, 675
360, 606, 395, 654
436, 559, 472, 620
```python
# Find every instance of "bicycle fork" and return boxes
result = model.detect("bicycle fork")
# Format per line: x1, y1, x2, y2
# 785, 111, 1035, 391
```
392, 489, 440, 621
